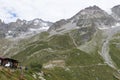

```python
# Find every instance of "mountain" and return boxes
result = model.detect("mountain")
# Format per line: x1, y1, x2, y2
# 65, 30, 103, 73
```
1, 5, 120, 80
46, 6, 120, 70
0, 18, 53, 39
112, 5, 120, 20
48, 5, 116, 33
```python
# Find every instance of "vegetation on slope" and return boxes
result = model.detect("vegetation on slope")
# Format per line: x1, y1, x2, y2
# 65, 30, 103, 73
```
109, 36, 120, 69
0, 67, 35, 80
11, 30, 120, 80
43, 65, 117, 80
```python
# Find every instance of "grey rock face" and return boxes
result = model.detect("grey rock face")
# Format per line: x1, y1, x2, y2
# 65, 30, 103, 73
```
48, 19, 67, 32
71, 5, 116, 27
112, 5, 120, 18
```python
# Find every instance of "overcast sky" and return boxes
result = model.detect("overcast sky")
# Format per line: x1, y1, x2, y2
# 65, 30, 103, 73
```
0, 0, 120, 23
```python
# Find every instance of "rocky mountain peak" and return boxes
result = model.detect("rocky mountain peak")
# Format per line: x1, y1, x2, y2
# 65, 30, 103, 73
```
71, 5, 109, 21
33, 18, 43, 22
84, 5, 102, 10
48, 5, 117, 33
112, 5, 120, 19
15, 19, 26, 25
69, 5, 116, 28
0, 18, 53, 38
28, 18, 42, 25
16, 19, 22, 23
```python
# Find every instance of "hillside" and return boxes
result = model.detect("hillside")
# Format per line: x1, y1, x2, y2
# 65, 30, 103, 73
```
1, 5, 120, 80
0, 67, 36, 80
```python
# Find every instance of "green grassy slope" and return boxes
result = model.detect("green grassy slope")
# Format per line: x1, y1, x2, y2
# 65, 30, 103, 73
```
0, 67, 35, 80
43, 65, 117, 80
109, 33, 120, 69
11, 31, 119, 80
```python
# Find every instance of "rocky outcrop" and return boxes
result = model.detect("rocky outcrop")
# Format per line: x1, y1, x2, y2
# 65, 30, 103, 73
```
112, 5, 120, 19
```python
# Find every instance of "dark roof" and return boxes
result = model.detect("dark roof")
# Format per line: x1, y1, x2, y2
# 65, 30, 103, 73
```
0, 57, 19, 63
0, 57, 4, 60
3, 58, 19, 63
